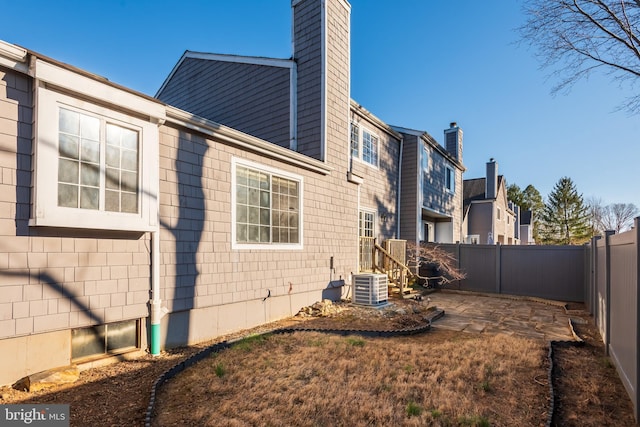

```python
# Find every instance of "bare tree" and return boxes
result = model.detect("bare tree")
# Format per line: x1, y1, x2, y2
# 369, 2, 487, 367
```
603, 202, 639, 232
520, 1, 640, 112
406, 242, 466, 287
586, 196, 607, 233
587, 198, 638, 233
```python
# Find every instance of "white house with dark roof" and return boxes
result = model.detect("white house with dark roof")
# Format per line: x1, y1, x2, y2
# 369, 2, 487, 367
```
463, 158, 519, 245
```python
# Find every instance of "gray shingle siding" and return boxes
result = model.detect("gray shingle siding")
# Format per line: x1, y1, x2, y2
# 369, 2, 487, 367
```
399, 134, 418, 242
294, 0, 323, 160
422, 149, 456, 212
157, 58, 291, 148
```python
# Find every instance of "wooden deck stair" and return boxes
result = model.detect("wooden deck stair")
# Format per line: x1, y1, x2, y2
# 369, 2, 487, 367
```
359, 238, 418, 298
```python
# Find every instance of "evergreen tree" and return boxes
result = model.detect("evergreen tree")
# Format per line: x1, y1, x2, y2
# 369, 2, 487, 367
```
539, 177, 591, 245
523, 185, 545, 242
508, 183, 545, 243
523, 185, 545, 214
507, 184, 525, 208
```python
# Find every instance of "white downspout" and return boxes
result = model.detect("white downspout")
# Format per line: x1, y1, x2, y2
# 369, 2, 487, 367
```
150, 230, 161, 355
396, 137, 403, 239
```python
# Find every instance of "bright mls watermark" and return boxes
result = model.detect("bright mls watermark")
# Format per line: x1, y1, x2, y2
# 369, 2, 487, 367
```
0, 405, 69, 426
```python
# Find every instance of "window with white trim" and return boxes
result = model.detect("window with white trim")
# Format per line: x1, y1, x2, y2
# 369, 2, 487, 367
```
421, 144, 429, 173
350, 123, 378, 167
445, 166, 455, 193
57, 108, 139, 213
362, 130, 378, 166
232, 159, 303, 249
32, 86, 159, 231
359, 210, 375, 237
350, 123, 359, 159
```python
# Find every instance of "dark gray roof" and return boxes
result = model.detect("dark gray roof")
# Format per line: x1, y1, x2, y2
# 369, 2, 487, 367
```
463, 175, 505, 213
520, 210, 533, 225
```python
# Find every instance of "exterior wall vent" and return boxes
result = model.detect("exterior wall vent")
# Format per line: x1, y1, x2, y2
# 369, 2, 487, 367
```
353, 273, 388, 307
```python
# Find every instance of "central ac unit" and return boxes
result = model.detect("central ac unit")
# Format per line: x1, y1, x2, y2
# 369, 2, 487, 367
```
353, 273, 388, 307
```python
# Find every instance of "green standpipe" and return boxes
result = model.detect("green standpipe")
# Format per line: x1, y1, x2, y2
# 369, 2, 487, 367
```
151, 323, 161, 355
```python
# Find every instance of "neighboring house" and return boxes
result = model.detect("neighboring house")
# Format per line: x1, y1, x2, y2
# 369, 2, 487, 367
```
463, 158, 519, 245
393, 123, 465, 245
349, 101, 402, 243
0, 0, 464, 385
520, 210, 535, 245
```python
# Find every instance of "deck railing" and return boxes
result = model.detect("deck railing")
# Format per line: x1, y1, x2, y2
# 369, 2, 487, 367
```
359, 237, 414, 294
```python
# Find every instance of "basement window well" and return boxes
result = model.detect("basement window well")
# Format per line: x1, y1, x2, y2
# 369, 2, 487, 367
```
71, 319, 139, 360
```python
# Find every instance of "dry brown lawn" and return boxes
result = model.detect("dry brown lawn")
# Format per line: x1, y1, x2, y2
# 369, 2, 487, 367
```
1, 298, 635, 426
152, 330, 549, 427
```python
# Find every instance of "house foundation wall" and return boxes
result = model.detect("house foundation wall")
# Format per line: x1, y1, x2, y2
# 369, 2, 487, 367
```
0, 330, 70, 386
160, 287, 332, 349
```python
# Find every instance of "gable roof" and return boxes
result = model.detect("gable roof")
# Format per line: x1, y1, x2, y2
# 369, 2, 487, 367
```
391, 125, 465, 171
156, 51, 295, 98
463, 176, 506, 213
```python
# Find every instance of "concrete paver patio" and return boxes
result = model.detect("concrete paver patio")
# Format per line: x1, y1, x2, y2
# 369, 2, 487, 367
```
426, 290, 580, 341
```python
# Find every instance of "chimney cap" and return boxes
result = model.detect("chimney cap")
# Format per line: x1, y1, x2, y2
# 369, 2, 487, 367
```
489, 157, 495, 162
449, 122, 457, 128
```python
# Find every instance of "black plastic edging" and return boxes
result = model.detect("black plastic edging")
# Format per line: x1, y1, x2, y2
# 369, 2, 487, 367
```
145, 305, 583, 427
143, 313, 442, 427
546, 317, 585, 427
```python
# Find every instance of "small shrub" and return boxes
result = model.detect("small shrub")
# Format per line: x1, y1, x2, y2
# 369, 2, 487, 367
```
601, 357, 613, 369
403, 364, 414, 373
406, 401, 422, 417
480, 380, 492, 393
233, 334, 267, 352
345, 337, 365, 347
374, 383, 392, 393
214, 363, 226, 378
307, 338, 327, 347
430, 409, 442, 418
458, 414, 490, 426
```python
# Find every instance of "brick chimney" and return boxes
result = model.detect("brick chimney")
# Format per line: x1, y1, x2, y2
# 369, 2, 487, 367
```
443, 121, 463, 163
292, 0, 351, 162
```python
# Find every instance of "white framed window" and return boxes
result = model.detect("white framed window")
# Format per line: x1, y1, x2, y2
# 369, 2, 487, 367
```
497, 207, 502, 220
350, 123, 378, 167
362, 130, 378, 166
350, 123, 359, 159
445, 166, 455, 193
359, 209, 375, 238
32, 86, 159, 231
232, 158, 303, 250
421, 143, 429, 173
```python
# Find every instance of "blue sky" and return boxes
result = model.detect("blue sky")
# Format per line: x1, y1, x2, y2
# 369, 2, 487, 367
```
2, 0, 638, 208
